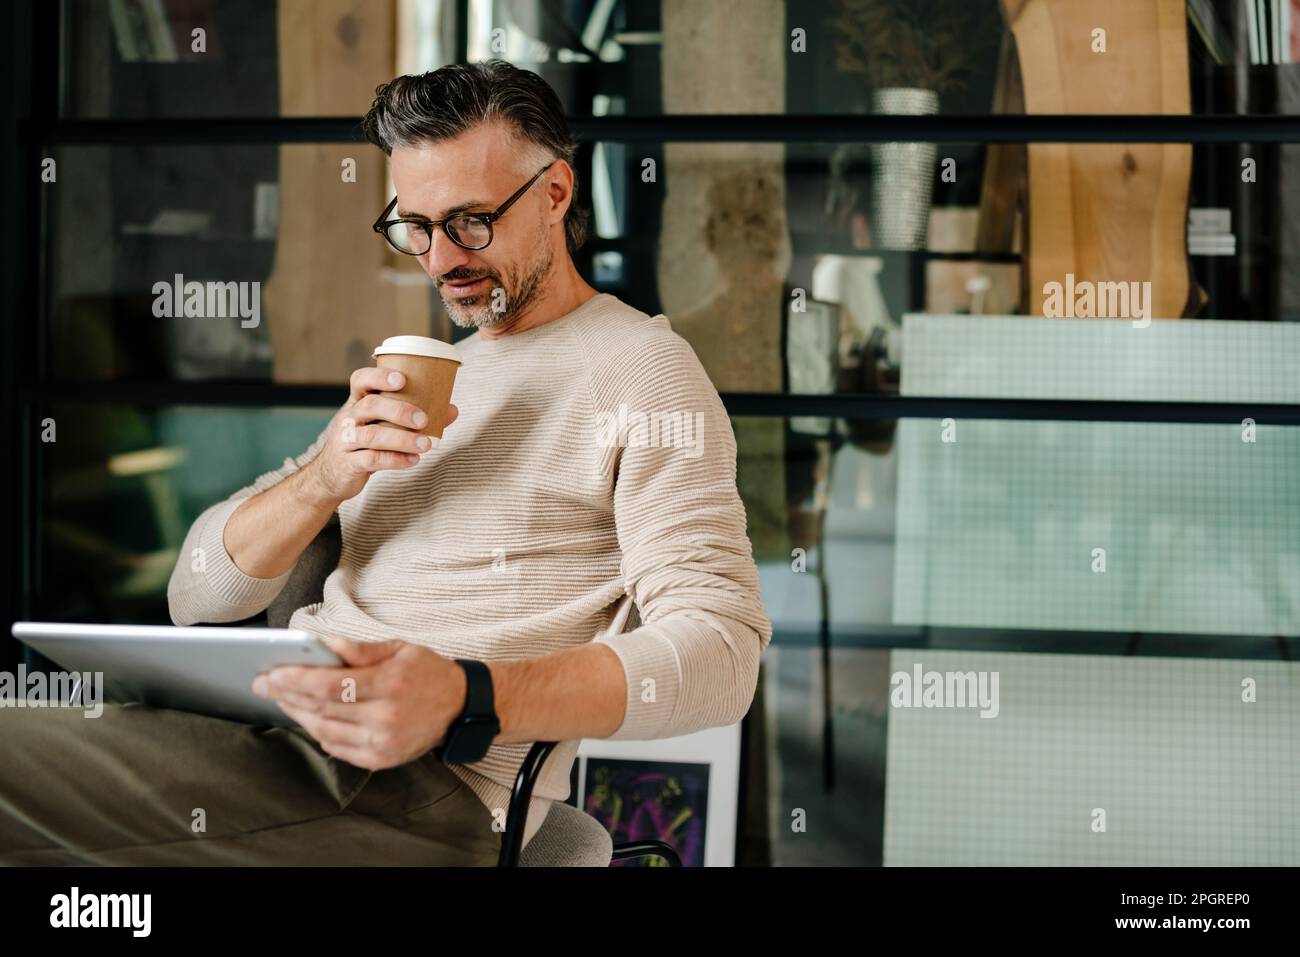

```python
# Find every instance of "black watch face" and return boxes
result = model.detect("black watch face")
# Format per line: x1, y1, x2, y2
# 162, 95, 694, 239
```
446, 715, 499, 762
446, 730, 494, 763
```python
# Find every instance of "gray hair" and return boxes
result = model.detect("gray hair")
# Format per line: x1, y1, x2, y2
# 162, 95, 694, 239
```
363, 60, 590, 256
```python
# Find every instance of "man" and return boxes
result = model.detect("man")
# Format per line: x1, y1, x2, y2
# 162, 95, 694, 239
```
0, 60, 771, 866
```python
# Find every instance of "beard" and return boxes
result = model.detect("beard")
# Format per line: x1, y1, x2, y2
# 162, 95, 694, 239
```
440, 237, 553, 332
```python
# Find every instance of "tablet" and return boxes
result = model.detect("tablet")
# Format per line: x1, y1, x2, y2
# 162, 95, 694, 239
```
11, 622, 343, 728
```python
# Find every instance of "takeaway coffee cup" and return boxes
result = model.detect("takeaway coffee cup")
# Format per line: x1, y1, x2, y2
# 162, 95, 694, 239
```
371, 335, 463, 445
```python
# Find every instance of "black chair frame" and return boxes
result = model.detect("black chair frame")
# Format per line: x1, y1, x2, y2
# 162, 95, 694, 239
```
497, 740, 683, 868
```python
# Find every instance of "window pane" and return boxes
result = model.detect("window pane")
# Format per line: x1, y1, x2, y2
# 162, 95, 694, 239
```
61, 1, 1300, 119
60, 0, 440, 118
34, 405, 333, 623
44, 138, 1300, 391
47, 144, 445, 383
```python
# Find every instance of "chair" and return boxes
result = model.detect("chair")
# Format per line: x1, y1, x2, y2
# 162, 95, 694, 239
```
264, 519, 682, 868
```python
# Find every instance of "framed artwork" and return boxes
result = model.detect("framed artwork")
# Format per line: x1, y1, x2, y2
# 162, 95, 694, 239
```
574, 723, 742, 867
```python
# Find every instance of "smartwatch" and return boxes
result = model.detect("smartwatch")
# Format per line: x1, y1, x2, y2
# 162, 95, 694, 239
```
438, 659, 500, 764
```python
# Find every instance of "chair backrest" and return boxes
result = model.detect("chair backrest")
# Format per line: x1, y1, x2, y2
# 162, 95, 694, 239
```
266, 518, 342, 628
518, 801, 613, 866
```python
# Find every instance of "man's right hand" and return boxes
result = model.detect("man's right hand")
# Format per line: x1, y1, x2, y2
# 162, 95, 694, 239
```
304, 367, 459, 506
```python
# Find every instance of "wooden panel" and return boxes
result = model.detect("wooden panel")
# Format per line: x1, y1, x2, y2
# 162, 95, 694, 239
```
263, 0, 433, 383
1006, 0, 1192, 320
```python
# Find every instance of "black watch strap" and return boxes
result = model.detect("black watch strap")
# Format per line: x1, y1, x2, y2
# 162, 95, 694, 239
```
438, 659, 500, 764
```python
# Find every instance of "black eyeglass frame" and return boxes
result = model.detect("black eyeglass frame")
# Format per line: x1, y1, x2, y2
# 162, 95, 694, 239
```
371, 162, 555, 255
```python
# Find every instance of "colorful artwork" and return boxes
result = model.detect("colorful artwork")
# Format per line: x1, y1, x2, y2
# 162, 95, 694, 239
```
581, 758, 710, 867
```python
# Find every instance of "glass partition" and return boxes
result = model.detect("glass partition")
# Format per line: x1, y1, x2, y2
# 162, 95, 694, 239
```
13, 0, 1299, 868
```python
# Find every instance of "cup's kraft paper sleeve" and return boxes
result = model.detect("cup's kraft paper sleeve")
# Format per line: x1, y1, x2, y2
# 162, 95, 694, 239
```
372, 337, 462, 440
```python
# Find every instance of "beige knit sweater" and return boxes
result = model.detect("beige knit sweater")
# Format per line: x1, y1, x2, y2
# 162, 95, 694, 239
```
167, 292, 773, 849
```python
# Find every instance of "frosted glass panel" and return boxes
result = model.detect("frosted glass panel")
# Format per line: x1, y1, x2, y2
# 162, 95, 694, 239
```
883, 650, 1300, 866
892, 418, 1300, 636
895, 313, 1300, 636
901, 314, 1300, 403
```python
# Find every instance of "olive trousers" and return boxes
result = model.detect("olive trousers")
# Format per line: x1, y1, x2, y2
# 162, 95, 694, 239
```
0, 702, 501, 865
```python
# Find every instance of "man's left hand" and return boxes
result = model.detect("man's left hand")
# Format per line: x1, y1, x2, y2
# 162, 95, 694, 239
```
251, 637, 468, 770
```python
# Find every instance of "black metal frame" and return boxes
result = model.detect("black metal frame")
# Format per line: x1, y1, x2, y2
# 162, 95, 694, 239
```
24, 383, 1300, 426
497, 740, 681, 867
25, 113, 1300, 145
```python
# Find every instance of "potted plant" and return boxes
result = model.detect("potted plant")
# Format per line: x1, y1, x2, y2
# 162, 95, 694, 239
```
828, 0, 994, 249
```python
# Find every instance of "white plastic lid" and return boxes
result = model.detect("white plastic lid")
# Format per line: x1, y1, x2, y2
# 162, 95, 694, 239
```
372, 335, 462, 363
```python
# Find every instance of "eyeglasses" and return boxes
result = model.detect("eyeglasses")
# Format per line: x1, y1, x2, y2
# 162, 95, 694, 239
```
372, 162, 554, 255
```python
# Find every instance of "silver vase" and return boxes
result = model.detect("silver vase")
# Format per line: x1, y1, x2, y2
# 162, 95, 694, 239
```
869, 87, 939, 250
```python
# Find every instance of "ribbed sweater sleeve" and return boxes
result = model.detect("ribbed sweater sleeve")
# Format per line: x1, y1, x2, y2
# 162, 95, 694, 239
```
584, 327, 773, 740
167, 424, 332, 626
